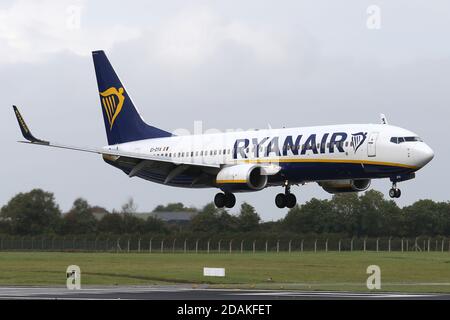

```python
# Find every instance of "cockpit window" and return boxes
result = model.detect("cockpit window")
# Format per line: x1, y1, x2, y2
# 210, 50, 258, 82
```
390, 136, 422, 144
404, 136, 422, 142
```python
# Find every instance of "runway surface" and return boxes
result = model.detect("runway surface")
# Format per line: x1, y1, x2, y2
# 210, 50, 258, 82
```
0, 286, 448, 300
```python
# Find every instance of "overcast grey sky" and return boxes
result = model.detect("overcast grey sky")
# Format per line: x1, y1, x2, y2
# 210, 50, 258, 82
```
1, 0, 449, 220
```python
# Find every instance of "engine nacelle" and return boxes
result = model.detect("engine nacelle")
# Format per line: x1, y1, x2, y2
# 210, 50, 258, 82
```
216, 164, 268, 191
319, 179, 371, 194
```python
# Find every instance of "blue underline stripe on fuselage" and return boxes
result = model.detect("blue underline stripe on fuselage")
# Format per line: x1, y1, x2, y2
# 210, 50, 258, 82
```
275, 161, 414, 182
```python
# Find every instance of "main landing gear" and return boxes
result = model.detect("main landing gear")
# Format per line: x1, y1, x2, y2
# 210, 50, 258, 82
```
275, 183, 297, 209
389, 182, 401, 199
214, 192, 236, 208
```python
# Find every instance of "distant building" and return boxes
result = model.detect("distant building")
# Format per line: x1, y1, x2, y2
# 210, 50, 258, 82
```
91, 209, 196, 223
134, 211, 196, 223
90, 206, 110, 220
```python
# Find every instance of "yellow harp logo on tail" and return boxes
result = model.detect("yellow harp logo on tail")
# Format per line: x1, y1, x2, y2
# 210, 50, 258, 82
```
100, 87, 125, 130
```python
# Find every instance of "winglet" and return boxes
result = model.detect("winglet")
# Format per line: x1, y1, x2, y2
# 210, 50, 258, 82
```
380, 113, 388, 125
12, 106, 49, 144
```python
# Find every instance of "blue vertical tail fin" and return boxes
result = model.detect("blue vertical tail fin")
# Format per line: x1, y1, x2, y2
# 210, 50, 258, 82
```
92, 50, 172, 145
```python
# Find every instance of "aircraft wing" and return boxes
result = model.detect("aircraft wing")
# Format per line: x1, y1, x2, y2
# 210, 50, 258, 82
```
13, 106, 220, 170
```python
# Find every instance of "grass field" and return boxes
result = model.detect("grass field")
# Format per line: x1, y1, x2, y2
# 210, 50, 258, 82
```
0, 251, 449, 293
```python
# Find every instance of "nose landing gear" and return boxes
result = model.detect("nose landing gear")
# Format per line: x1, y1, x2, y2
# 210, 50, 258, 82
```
275, 182, 297, 209
389, 182, 401, 198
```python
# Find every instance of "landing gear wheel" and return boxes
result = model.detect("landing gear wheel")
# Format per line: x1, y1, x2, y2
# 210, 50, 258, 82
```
285, 193, 297, 208
275, 193, 286, 208
214, 193, 226, 208
224, 193, 236, 208
389, 188, 401, 198
389, 188, 396, 198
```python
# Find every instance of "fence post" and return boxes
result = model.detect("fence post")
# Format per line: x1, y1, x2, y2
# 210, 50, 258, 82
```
127, 239, 130, 253
338, 239, 341, 252
388, 237, 392, 252
301, 239, 304, 253
428, 238, 431, 253
363, 237, 367, 252
196, 239, 199, 254
116, 238, 120, 253
441, 239, 445, 253
138, 238, 142, 253
406, 239, 409, 251
276, 240, 280, 253
218, 240, 222, 253
288, 240, 292, 253
184, 239, 187, 253
325, 239, 328, 252
229, 239, 233, 254
149, 238, 152, 253
314, 239, 317, 253
401, 238, 403, 252
161, 239, 164, 253
415, 237, 418, 251
253, 240, 256, 254
265, 240, 268, 253
376, 238, 379, 252
172, 238, 176, 253
350, 238, 354, 252
240, 240, 244, 253
207, 239, 210, 254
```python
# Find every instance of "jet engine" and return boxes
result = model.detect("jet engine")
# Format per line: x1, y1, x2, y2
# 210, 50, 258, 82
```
319, 179, 371, 194
216, 164, 268, 191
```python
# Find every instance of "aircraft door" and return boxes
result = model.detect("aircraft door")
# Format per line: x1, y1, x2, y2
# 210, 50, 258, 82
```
367, 132, 379, 157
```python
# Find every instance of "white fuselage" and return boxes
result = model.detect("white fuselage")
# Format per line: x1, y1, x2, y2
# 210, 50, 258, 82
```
102, 123, 434, 189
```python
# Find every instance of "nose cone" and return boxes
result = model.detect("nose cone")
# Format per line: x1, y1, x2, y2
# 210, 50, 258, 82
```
414, 143, 434, 168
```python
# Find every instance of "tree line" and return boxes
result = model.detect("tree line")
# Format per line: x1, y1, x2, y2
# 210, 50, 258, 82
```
0, 188, 449, 238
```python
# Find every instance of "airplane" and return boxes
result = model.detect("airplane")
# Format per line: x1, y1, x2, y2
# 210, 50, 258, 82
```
13, 50, 434, 209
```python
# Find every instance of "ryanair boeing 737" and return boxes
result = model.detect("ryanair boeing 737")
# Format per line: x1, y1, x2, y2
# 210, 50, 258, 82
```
13, 51, 434, 209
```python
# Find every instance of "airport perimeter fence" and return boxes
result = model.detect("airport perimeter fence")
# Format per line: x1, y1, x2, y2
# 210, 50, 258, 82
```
0, 236, 449, 253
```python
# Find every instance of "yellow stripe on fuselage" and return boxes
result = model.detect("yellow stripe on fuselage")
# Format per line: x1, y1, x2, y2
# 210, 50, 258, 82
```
216, 180, 247, 184
236, 158, 418, 170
